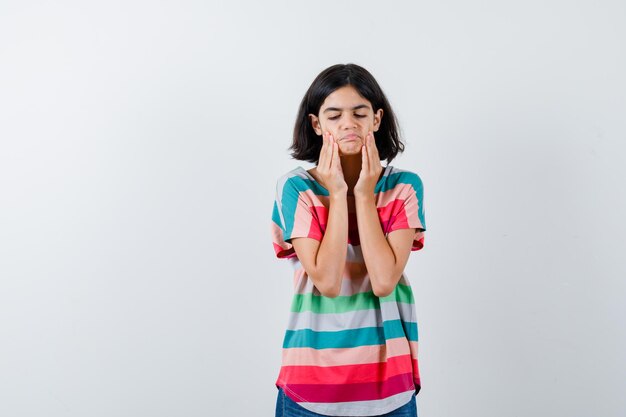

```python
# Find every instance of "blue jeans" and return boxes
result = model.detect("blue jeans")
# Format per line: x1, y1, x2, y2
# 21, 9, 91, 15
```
275, 388, 418, 417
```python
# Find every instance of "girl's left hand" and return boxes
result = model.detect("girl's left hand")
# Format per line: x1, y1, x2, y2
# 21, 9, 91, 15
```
354, 131, 383, 198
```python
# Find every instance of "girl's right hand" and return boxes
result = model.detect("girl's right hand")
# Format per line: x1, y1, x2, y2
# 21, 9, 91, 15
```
317, 132, 348, 195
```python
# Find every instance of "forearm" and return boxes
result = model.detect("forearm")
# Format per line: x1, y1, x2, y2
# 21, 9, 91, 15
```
314, 192, 349, 296
355, 194, 399, 297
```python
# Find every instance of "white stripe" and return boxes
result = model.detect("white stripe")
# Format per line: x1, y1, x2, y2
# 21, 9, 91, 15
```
286, 302, 416, 332
346, 243, 364, 263
292, 273, 371, 296
289, 245, 364, 268
296, 390, 415, 417
290, 269, 415, 301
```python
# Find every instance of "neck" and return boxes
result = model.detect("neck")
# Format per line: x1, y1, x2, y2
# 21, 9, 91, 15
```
340, 154, 363, 195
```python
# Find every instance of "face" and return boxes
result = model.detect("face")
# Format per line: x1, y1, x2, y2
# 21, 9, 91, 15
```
309, 85, 383, 156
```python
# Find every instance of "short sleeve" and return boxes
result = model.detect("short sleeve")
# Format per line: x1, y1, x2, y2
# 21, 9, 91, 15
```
386, 172, 426, 251
271, 176, 324, 259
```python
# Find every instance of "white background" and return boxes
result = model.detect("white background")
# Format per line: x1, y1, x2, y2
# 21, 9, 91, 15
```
1, 1, 625, 416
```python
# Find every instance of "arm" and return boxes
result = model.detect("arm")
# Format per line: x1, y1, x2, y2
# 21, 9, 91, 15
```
354, 131, 416, 297
291, 132, 349, 298
291, 192, 348, 298
355, 193, 416, 297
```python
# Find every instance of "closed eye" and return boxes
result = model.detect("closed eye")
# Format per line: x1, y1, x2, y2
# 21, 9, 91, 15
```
328, 114, 367, 120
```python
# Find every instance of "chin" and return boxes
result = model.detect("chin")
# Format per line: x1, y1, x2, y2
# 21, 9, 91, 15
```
339, 141, 363, 151
338, 148, 362, 157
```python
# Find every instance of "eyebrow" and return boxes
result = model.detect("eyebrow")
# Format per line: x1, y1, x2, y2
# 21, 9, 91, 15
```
322, 104, 370, 113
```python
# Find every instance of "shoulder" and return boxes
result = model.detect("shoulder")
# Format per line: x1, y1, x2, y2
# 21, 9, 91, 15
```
383, 166, 425, 191
274, 166, 317, 200
276, 167, 304, 190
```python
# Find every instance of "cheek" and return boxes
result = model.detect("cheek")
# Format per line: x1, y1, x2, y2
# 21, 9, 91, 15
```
320, 122, 340, 135
359, 120, 375, 133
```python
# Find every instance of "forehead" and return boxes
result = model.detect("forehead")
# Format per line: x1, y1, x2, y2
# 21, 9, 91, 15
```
320, 85, 372, 110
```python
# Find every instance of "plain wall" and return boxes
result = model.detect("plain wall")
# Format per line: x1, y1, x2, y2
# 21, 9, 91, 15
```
1, 1, 624, 416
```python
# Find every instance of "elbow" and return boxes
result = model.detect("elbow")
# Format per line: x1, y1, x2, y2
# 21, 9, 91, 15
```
373, 285, 394, 298
320, 288, 341, 298
371, 275, 400, 298
319, 283, 341, 298
314, 276, 342, 298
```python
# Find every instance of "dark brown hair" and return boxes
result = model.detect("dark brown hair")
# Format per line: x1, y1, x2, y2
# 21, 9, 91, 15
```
289, 63, 404, 164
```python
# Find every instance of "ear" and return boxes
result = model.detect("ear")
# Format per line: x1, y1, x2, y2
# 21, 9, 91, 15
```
308, 114, 323, 136
373, 108, 384, 132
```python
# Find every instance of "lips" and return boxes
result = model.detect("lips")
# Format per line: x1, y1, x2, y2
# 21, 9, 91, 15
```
341, 133, 360, 141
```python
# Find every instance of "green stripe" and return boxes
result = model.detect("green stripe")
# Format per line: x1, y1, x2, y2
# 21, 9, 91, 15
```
376, 171, 422, 194
380, 284, 414, 304
290, 176, 329, 196
291, 291, 380, 314
291, 285, 414, 314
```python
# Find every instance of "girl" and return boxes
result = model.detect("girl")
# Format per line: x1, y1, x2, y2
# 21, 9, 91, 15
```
271, 63, 426, 417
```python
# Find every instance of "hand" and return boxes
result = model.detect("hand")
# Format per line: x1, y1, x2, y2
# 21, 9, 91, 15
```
354, 131, 383, 198
316, 132, 348, 195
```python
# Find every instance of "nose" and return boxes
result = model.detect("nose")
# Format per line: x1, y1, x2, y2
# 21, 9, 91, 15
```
339, 114, 359, 129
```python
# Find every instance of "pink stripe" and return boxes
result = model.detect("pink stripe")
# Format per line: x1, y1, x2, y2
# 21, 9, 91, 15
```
278, 354, 412, 384
299, 189, 327, 239
408, 341, 418, 359
401, 186, 422, 229
282, 339, 417, 366
271, 222, 296, 259
412, 233, 425, 251
292, 199, 314, 239
375, 183, 414, 208
301, 189, 328, 207
278, 372, 415, 403
412, 358, 421, 392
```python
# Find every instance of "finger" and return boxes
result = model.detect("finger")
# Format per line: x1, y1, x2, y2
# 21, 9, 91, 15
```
327, 133, 333, 167
367, 132, 380, 169
331, 136, 341, 171
319, 132, 330, 170
317, 133, 326, 168
361, 137, 369, 171
326, 133, 335, 170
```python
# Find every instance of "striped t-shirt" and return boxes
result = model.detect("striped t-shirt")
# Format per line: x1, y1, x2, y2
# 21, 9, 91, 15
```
271, 164, 426, 416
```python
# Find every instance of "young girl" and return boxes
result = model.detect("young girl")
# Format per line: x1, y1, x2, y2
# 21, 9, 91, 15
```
271, 63, 426, 417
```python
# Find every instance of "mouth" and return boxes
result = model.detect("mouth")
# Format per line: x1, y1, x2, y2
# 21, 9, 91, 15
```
341, 134, 360, 141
